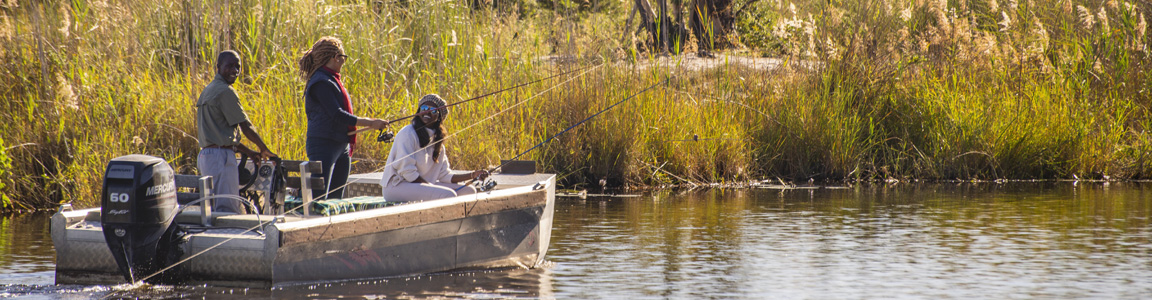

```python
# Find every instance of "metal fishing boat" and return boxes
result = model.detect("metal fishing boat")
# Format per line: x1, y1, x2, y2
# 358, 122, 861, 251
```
51, 155, 555, 287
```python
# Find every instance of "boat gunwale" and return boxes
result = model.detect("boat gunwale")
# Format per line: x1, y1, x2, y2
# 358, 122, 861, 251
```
275, 178, 549, 229
274, 176, 554, 246
52, 174, 554, 229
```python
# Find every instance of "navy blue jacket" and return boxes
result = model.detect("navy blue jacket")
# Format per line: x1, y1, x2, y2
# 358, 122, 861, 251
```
305, 68, 358, 143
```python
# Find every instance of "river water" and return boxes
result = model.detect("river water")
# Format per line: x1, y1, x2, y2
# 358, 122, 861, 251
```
2, 182, 1150, 299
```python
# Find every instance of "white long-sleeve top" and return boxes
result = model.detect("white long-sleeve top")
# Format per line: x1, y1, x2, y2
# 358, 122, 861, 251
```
379, 124, 455, 188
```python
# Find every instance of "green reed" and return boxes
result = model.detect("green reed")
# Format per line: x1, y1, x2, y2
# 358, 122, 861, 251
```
758, 0, 1152, 180
0, 0, 1150, 211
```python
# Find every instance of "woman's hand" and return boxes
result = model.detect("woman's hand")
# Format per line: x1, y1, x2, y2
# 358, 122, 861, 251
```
355, 118, 390, 130
471, 170, 490, 181
370, 118, 390, 130
449, 170, 488, 184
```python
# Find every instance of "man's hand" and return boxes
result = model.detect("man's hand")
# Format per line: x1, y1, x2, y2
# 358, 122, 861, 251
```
260, 149, 278, 160
235, 145, 263, 164
238, 121, 274, 161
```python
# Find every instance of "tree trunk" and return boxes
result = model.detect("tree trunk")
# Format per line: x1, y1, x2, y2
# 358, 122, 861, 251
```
657, 0, 669, 54
628, 0, 744, 55
690, 0, 737, 55
631, 0, 689, 54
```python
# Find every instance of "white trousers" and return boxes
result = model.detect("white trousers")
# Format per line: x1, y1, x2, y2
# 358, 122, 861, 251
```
381, 182, 477, 202
197, 148, 245, 213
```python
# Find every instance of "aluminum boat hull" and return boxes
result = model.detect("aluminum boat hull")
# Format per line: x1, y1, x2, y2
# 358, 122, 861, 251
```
52, 173, 555, 287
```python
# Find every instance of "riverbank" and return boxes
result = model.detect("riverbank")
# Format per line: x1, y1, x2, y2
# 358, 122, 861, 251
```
1, 1, 1150, 211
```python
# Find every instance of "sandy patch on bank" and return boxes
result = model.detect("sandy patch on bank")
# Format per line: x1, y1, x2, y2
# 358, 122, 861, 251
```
539, 54, 789, 72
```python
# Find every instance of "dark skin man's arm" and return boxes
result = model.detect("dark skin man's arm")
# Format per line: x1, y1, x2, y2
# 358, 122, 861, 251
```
232, 143, 259, 160
239, 121, 277, 159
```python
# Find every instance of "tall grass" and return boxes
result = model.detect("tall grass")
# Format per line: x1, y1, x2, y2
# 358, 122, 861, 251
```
0, 0, 1150, 210
739, 0, 1152, 181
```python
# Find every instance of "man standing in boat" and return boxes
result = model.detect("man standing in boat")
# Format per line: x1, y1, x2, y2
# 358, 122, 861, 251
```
196, 50, 277, 213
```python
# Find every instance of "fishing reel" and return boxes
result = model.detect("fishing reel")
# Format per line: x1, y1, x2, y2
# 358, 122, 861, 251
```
474, 178, 498, 192
376, 129, 395, 143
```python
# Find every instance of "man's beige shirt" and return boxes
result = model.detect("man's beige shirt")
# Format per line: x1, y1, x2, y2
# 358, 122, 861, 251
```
196, 74, 249, 148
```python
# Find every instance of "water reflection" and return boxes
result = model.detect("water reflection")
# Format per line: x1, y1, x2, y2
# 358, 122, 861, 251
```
0, 212, 55, 283
85, 267, 554, 299
2, 183, 1151, 299
549, 183, 1152, 299
268, 267, 554, 299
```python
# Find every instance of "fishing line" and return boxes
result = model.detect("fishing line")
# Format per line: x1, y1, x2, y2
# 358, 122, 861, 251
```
669, 88, 781, 126
347, 64, 599, 136
343, 62, 605, 182
247, 63, 597, 205
124, 64, 603, 286
325, 63, 603, 200
457, 76, 673, 191
659, 134, 741, 143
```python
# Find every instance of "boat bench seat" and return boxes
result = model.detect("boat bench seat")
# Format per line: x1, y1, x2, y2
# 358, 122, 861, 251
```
82, 206, 211, 224
171, 207, 242, 226
80, 207, 297, 230
171, 208, 304, 228
212, 213, 304, 229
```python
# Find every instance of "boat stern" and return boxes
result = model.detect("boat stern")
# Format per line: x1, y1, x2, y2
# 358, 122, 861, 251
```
52, 207, 122, 285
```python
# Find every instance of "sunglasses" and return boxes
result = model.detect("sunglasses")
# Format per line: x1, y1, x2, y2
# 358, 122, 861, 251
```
419, 105, 441, 116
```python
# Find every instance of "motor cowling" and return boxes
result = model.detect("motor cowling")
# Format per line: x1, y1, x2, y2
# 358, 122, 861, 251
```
100, 154, 179, 282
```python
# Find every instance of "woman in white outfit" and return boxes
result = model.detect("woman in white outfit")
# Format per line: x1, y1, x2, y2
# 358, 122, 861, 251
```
379, 94, 488, 202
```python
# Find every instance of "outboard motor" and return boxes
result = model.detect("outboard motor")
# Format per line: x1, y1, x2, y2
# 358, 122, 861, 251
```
100, 154, 179, 282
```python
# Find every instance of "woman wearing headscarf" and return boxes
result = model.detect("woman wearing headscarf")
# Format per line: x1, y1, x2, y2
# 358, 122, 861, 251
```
379, 94, 488, 202
300, 36, 389, 199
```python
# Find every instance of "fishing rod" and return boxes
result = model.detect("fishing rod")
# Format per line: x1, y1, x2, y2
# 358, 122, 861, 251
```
348, 64, 599, 138
458, 76, 673, 192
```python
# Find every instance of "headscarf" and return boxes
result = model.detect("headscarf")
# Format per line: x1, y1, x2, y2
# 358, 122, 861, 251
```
417, 94, 449, 117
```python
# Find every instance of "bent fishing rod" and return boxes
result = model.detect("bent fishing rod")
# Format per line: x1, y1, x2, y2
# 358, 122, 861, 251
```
459, 76, 673, 191
348, 64, 599, 137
